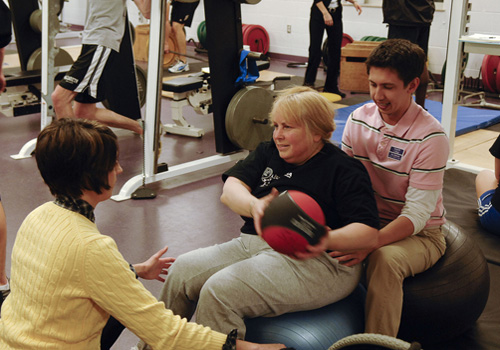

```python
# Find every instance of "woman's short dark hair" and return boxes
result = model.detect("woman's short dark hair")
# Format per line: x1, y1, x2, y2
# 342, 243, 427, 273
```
365, 38, 426, 86
35, 118, 118, 199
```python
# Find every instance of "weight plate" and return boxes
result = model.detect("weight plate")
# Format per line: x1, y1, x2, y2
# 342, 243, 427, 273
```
146, 33, 177, 67
29, 9, 43, 33
242, 24, 251, 47
243, 24, 270, 54
164, 34, 178, 67
342, 33, 354, 47
197, 21, 207, 49
27, 47, 74, 71
481, 55, 500, 93
496, 60, 500, 95
225, 86, 274, 150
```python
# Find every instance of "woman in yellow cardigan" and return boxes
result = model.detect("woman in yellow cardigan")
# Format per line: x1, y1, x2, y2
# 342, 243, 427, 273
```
0, 118, 286, 350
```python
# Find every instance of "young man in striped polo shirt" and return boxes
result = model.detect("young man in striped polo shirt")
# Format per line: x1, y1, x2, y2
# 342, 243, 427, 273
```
338, 38, 449, 337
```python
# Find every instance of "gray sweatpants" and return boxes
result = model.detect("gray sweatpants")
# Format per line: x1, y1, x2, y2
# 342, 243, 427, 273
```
138, 233, 361, 348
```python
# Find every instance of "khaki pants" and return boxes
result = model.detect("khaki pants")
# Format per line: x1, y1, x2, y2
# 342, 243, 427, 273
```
364, 226, 446, 336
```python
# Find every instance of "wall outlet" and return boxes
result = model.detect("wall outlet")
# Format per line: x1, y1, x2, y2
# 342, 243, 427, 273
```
287, 25, 291, 34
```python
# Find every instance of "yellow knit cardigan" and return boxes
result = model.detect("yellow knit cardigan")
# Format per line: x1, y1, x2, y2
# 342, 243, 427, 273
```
0, 202, 227, 349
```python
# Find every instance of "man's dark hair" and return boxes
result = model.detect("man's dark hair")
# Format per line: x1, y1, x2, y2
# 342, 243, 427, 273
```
365, 39, 426, 86
35, 118, 118, 199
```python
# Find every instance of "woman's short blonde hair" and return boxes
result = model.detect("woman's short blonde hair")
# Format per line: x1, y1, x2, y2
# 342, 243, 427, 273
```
270, 86, 336, 142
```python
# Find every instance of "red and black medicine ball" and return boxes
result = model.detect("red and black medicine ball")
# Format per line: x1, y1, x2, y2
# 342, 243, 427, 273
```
261, 190, 326, 256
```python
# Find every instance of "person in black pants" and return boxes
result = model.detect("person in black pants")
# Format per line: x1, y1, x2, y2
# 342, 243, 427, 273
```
382, 0, 435, 109
304, 0, 361, 98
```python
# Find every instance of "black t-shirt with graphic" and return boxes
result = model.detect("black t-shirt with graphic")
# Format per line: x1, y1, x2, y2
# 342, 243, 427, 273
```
223, 140, 380, 235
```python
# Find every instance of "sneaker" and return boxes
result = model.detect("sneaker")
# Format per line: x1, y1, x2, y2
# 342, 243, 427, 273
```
168, 60, 189, 74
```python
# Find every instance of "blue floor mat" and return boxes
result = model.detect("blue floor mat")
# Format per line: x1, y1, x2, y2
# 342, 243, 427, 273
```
330, 99, 500, 146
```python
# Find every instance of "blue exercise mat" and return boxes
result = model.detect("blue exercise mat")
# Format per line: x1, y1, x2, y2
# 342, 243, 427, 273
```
331, 99, 500, 146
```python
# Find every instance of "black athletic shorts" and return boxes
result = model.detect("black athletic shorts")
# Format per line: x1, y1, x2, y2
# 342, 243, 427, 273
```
59, 44, 117, 104
170, 0, 200, 27
388, 25, 430, 55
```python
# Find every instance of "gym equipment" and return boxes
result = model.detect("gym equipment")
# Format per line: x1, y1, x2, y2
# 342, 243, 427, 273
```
162, 73, 210, 137
242, 24, 270, 54
434, 54, 500, 110
340, 41, 381, 93
3, 0, 74, 120
342, 33, 355, 46
29, 8, 43, 33
360, 36, 386, 42
25, 47, 74, 71
133, 24, 178, 67
261, 190, 326, 256
8, 0, 41, 72
225, 85, 274, 150
161, 58, 274, 141
197, 21, 207, 49
10, 0, 65, 160
397, 220, 490, 344
320, 92, 342, 103
0, 85, 40, 117
329, 334, 421, 350
245, 284, 366, 350
481, 54, 500, 93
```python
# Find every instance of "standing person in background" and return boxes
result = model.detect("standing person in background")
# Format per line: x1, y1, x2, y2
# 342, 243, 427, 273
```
382, 0, 434, 109
167, 0, 200, 73
51, 0, 144, 134
475, 134, 500, 236
304, 0, 362, 98
0, 0, 12, 93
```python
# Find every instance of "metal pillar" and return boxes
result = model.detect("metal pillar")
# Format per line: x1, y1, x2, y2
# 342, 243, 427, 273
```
10, 0, 59, 159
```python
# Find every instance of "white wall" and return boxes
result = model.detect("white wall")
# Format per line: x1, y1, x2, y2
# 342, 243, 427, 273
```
61, 0, 500, 78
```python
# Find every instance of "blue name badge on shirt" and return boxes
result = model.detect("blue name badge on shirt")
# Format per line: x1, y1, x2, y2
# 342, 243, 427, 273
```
388, 146, 404, 161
